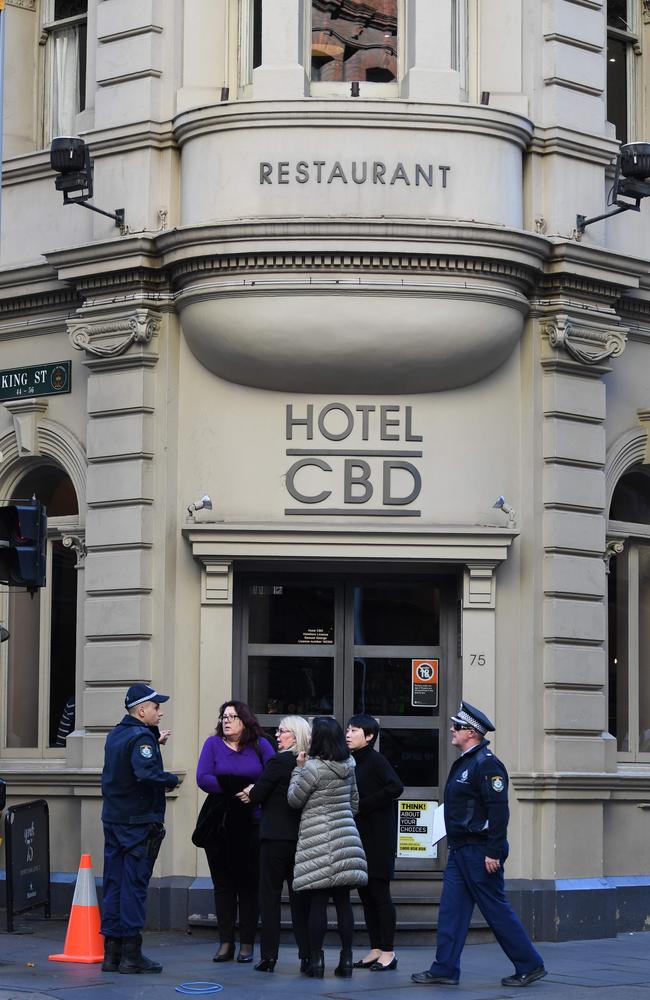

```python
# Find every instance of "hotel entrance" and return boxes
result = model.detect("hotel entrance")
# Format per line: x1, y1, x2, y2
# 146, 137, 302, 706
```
234, 570, 461, 869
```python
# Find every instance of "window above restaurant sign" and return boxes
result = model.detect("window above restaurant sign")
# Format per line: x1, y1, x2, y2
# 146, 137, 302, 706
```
241, 0, 467, 99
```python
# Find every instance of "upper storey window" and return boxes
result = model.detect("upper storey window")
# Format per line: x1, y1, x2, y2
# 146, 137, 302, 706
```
606, 0, 638, 143
311, 0, 398, 86
44, 0, 88, 139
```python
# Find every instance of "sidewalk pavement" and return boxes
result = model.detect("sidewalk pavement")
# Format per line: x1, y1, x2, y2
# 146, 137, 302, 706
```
0, 921, 649, 1000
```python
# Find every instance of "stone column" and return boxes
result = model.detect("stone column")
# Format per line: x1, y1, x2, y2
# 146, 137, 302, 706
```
534, 313, 626, 882
177, 0, 228, 113
252, 0, 307, 99
403, 0, 461, 102
68, 307, 161, 770
462, 563, 498, 727
195, 556, 234, 876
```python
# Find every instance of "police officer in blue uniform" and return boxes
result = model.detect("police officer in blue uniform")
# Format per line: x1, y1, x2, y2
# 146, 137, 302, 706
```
411, 702, 546, 988
101, 684, 179, 974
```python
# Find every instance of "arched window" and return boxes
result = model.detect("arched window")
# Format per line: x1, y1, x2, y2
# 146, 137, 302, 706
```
2, 464, 80, 755
608, 464, 650, 759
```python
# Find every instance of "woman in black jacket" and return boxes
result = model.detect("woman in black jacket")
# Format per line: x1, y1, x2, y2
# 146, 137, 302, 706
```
346, 713, 403, 972
237, 715, 312, 973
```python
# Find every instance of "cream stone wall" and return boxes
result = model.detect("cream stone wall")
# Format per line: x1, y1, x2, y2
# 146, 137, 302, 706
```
0, 0, 650, 938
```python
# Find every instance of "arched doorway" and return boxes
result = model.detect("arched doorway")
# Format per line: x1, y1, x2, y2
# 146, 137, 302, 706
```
3, 463, 80, 752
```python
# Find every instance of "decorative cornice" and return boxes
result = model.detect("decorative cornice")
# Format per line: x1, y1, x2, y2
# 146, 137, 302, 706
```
543, 317, 627, 365
69, 309, 161, 359
170, 251, 538, 292
0, 287, 80, 318
644, 0, 650, 25
7, 0, 36, 9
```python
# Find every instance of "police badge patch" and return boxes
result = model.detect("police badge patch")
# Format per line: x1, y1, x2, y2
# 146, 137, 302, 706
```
491, 775, 505, 792
139, 744, 154, 758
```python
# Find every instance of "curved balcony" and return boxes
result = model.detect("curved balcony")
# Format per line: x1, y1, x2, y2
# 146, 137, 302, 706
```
169, 101, 544, 393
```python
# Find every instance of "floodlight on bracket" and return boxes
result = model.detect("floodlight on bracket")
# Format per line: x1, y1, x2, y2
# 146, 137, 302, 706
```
576, 142, 650, 235
50, 136, 125, 229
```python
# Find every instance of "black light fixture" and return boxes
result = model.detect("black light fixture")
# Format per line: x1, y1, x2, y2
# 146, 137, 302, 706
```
351, 81, 360, 97
576, 142, 650, 234
50, 136, 125, 229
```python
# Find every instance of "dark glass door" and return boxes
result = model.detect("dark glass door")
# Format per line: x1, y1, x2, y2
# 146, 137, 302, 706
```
238, 571, 459, 868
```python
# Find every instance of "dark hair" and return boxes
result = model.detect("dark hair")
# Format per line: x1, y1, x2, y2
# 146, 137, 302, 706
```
309, 716, 349, 762
215, 700, 264, 749
348, 713, 379, 747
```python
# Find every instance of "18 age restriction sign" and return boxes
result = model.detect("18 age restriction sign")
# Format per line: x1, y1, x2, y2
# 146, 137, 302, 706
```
411, 659, 439, 709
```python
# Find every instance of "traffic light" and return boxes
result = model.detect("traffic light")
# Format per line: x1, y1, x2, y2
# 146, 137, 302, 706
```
0, 502, 47, 593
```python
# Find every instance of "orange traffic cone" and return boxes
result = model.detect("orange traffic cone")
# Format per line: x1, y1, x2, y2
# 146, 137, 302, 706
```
49, 853, 104, 963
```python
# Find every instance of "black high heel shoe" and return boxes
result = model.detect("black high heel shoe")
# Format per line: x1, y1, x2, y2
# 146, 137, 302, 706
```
254, 958, 276, 972
213, 944, 235, 963
300, 957, 311, 974
237, 948, 254, 964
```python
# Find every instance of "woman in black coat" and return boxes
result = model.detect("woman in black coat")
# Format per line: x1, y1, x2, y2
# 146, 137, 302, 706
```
237, 715, 312, 973
346, 713, 403, 971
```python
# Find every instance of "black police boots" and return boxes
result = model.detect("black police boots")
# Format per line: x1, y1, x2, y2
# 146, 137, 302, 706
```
118, 934, 162, 974
101, 936, 122, 972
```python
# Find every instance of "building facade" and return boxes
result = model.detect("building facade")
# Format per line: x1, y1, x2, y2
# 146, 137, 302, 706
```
1, 0, 650, 939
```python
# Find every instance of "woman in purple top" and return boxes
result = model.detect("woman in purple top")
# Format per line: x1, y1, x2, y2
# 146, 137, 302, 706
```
196, 700, 275, 963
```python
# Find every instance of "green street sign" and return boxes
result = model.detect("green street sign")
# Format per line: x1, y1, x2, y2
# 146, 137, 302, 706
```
0, 361, 71, 402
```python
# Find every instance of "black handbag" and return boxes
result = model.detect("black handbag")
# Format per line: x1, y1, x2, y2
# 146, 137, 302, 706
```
191, 793, 226, 848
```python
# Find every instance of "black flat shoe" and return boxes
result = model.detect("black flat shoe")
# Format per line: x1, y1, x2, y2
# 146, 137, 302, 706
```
353, 957, 379, 969
213, 944, 235, 963
255, 958, 276, 972
300, 957, 311, 974
237, 950, 254, 964
370, 956, 398, 971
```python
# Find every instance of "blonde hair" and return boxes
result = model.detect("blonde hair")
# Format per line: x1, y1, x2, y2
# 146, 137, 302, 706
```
279, 715, 311, 756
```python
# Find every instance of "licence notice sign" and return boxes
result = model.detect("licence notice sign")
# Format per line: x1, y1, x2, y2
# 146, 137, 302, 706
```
0, 361, 71, 402
411, 658, 439, 708
397, 799, 438, 859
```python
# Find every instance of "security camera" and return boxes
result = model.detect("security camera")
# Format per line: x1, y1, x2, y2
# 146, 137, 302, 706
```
493, 496, 516, 525
50, 136, 124, 227
187, 495, 213, 516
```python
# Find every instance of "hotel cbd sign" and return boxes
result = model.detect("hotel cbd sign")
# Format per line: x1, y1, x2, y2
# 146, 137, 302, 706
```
284, 402, 423, 517
0, 362, 71, 402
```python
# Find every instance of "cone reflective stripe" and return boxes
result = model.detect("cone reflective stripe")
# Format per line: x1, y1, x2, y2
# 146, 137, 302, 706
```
49, 854, 104, 963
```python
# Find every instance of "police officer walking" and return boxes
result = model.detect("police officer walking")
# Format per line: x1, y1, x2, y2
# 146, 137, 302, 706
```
411, 701, 546, 988
100, 684, 179, 974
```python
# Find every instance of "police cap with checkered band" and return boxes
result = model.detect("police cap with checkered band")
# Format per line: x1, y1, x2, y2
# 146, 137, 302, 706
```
450, 700, 495, 736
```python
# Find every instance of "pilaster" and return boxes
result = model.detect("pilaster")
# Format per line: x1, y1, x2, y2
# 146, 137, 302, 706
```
94, 0, 168, 127
252, 0, 307, 99
462, 562, 498, 727
69, 305, 161, 768
402, 0, 461, 101
539, 312, 626, 774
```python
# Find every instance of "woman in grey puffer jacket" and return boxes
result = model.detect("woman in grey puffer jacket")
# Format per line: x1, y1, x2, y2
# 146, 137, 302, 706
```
288, 716, 367, 979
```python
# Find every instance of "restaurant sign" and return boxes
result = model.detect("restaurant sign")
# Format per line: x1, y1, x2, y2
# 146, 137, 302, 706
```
0, 362, 71, 402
